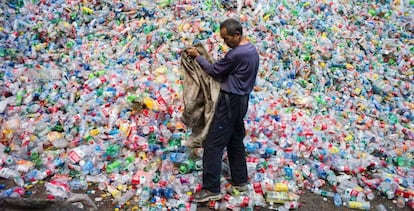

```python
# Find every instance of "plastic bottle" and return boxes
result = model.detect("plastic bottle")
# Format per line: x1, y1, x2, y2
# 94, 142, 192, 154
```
377, 181, 398, 199
284, 201, 301, 209
208, 200, 228, 210
139, 187, 151, 206
311, 188, 334, 198
265, 191, 290, 203
179, 159, 195, 174
364, 186, 375, 200
0, 167, 20, 179
344, 201, 370, 210
338, 180, 364, 192
312, 179, 325, 188
274, 182, 289, 192
325, 170, 338, 186
45, 180, 71, 199
115, 188, 136, 206
69, 178, 88, 190
67, 145, 92, 163
344, 188, 366, 202
223, 194, 251, 208
85, 174, 107, 184
85, 76, 108, 91
25, 169, 52, 181
107, 185, 122, 199
333, 193, 342, 207
0, 167, 23, 186
106, 160, 121, 173
0, 187, 25, 198
169, 152, 189, 163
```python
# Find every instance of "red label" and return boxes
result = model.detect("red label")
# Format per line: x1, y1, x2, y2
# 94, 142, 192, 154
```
253, 182, 263, 194
241, 196, 250, 207
68, 150, 80, 163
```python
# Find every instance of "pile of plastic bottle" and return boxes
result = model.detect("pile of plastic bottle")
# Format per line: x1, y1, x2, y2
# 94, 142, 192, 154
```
0, 0, 413, 210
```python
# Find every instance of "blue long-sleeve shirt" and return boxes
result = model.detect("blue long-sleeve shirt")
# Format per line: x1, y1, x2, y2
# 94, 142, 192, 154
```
195, 43, 259, 95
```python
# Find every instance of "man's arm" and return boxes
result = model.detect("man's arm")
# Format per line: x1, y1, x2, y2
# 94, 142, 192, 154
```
195, 55, 234, 78
186, 47, 234, 78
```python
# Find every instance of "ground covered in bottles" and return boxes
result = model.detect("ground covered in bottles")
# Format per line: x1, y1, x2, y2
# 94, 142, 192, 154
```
0, 178, 409, 211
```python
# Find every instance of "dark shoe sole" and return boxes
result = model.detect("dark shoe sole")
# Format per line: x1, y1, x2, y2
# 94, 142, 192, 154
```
193, 193, 223, 203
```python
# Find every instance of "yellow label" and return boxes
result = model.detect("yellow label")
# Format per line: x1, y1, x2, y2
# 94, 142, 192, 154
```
344, 134, 353, 141
107, 185, 121, 199
274, 183, 289, 192
81, 6, 93, 15
355, 87, 361, 95
143, 97, 159, 111
119, 122, 130, 137
348, 201, 363, 209
329, 146, 339, 154
263, 14, 271, 21
90, 128, 101, 136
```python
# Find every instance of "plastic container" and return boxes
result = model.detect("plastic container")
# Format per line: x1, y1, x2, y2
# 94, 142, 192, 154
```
333, 193, 342, 207
344, 201, 370, 210
311, 188, 334, 198
115, 188, 136, 206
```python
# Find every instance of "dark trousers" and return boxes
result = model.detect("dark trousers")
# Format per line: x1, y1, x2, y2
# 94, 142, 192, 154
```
202, 91, 249, 193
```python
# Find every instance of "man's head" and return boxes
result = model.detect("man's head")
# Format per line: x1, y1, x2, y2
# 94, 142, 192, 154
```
220, 18, 243, 48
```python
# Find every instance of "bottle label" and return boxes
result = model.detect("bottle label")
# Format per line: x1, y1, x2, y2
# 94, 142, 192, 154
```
274, 183, 289, 192
253, 182, 263, 194
208, 200, 218, 209
68, 150, 81, 163
348, 201, 362, 209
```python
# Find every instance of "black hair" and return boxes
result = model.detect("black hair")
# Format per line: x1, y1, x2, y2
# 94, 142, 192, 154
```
220, 18, 243, 36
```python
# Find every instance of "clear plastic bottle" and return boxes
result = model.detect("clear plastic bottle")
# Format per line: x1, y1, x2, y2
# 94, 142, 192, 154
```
25, 169, 52, 181
333, 193, 342, 207
224, 194, 251, 208
325, 170, 338, 186
45, 180, 70, 199
208, 200, 228, 210
69, 178, 88, 190
85, 174, 107, 184
344, 188, 366, 202
364, 186, 375, 200
0, 167, 20, 179
284, 201, 301, 209
169, 152, 189, 163
265, 191, 290, 204
337, 180, 364, 192
107, 185, 121, 199
377, 181, 398, 199
139, 187, 152, 205
312, 179, 325, 188
344, 201, 370, 210
115, 188, 136, 206
311, 188, 334, 198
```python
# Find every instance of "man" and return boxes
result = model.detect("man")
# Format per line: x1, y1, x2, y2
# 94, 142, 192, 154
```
186, 18, 260, 202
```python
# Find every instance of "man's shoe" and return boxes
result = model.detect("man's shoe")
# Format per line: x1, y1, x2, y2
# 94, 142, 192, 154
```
193, 189, 223, 203
226, 183, 248, 195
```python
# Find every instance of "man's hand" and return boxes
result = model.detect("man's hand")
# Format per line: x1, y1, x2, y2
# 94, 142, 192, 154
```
186, 47, 200, 58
